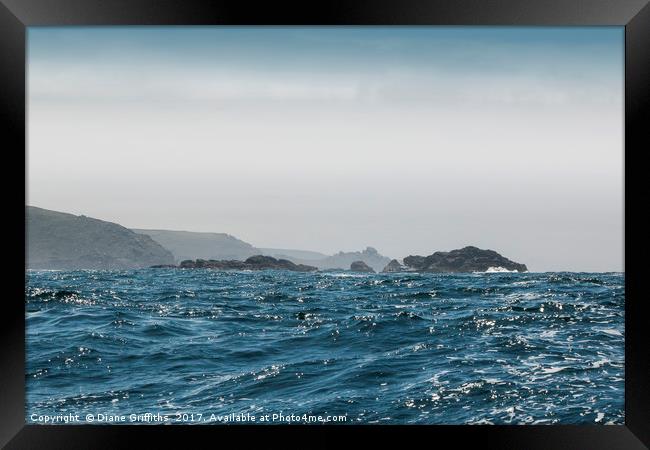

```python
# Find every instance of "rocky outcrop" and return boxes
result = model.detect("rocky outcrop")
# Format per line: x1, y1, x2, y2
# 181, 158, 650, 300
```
403, 246, 527, 273
254, 246, 392, 272
27, 206, 175, 270
172, 255, 317, 272
133, 229, 259, 262
382, 259, 405, 273
350, 260, 375, 273
317, 247, 390, 272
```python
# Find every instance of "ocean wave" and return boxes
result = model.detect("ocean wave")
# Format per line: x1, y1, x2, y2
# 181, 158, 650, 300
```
25, 269, 624, 424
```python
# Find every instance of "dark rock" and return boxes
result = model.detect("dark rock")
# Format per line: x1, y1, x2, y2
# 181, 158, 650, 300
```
401, 255, 427, 269
174, 255, 317, 272
350, 260, 375, 273
403, 246, 527, 273
382, 259, 405, 273
245, 255, 282, 266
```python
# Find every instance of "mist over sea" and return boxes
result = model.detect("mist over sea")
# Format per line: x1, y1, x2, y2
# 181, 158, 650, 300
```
26, 270, 624, 424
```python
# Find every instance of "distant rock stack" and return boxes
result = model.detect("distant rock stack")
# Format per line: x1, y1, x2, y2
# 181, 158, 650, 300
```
382, 259, 405, 273
314, 247, 391, 272
350, 260, 375, 273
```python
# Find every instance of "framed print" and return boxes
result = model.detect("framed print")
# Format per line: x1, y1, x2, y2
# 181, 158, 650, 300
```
1, 0, 648, 448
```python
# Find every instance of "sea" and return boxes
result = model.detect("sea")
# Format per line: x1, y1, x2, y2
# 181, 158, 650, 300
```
25, 269, 624, 425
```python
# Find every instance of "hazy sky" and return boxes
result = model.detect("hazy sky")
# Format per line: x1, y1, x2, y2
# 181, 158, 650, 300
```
27, 27, 624, 271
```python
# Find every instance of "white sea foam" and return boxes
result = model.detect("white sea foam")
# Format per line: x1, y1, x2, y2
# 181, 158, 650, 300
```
488, 266, 520, 273
323, 273, 366, 278
599, 329, 623, 336
473, 267, 522, 273
539, 330, 558, 338
590, 359, 610, 369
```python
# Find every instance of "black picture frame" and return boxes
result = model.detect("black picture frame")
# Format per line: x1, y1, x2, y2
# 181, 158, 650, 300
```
2, 0, 648, 448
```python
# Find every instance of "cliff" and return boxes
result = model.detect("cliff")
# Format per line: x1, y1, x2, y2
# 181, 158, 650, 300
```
260, 248, 329, 261
132, 229, 259, 262
27, 206, 174, 270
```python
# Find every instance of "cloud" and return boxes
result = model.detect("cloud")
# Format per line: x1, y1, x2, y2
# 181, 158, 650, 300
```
29, 60, 620, 111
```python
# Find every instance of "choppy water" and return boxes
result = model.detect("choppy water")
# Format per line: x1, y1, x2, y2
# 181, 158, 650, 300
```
26, 270, 624, 424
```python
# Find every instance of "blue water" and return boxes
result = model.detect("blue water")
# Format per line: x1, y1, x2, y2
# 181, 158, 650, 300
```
26, 270, 624, 425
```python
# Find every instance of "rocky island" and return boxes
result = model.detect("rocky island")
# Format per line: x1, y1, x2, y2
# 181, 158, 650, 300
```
403, 246, 527, 273
154, 255, 318, 272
